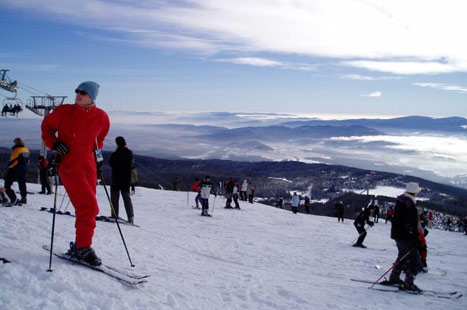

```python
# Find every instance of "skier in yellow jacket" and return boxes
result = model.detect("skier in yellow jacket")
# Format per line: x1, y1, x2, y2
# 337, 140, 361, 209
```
4, 137, 30, 205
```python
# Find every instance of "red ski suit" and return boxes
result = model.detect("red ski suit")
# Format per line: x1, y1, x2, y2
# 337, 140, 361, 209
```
42, 103, 110, 248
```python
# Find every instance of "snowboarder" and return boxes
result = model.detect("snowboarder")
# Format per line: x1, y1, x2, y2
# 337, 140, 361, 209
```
353, 205, 375, 248
199, 175, 215, 216
291, 192, 299, 214
3, 137, 30, 205
191, 177, 201, 208
385, 182, 422, 291
37, 155, 52, 195
41, 81, 110, 266
109, 136, 135, 224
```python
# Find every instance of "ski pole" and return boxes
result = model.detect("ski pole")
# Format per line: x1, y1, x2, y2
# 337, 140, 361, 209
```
350, 225, 370, 245
58, 189, 67, 211
369, 246, 416, 289
211, 195, 217, 216
98, 169, 135, 267
187, 191, 189, 207
63, 198, 72, 213
47, 163, 60, 272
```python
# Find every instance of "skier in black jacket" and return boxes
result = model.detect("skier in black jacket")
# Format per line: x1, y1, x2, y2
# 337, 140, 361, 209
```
353, 205, 374, 248
385, 182, 422, 291
109, 136, 135, 224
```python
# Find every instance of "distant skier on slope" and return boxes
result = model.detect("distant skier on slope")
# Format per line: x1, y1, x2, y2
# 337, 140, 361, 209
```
373, 200, 380, 223
335, 200, 345, 222
191, 177, 201, 209
304, 196, 311, 214
232, 180, 241, 209
240, 179, 248, 201
291, 192, 299, 214
353, 205, 374, 248
224, 177, 235, 209
199, 175, 215, 217
384, 182, 423, 291
385, 206, 394, 223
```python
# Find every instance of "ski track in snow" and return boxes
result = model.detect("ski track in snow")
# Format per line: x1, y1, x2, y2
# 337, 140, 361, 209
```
1, 183, 466, 309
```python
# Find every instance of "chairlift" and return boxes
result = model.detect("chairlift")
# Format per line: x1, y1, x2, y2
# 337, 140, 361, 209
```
0, 69, 19, 96
1, 97, 23, 117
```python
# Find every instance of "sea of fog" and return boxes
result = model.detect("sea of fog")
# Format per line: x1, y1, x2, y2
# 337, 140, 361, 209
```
1, 110, 466, 188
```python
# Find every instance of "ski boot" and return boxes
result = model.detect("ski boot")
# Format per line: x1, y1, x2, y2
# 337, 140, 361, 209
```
67, 242, 102, 266
399, 275, 421, 292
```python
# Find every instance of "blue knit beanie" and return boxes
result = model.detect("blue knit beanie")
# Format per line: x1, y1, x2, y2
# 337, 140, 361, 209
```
77, 81, 99, 103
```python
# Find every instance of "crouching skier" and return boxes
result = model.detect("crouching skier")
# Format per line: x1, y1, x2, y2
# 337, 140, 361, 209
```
41, 81, 110, 266
353, 204, 374, 248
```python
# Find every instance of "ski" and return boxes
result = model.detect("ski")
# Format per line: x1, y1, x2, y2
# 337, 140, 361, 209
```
42, 246, 149, 285
350, 279, 461, 298
40, 207, 74, 216
95, 215, 140, 227
1, 257, 11, 263
1, 202, 21, 207
367, 286, 462, 299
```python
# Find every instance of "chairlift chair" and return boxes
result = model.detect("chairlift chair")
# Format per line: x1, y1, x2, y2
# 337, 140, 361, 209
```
0, 69, 19, 95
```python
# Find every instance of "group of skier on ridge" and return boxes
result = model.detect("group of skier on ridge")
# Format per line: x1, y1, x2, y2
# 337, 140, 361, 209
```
190, 177, 255, 216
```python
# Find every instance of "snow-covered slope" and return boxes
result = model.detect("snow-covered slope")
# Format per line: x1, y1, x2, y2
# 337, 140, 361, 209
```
1, 183, 466, 309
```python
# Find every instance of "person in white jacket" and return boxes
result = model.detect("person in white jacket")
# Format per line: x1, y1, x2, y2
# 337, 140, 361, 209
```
240, 179, 248, 201
291, 192, 299, 214
199, 175, 215, 217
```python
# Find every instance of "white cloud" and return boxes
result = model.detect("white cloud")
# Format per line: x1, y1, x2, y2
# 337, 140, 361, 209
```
215, 57, 316, 71
361, 91, 382, 97
413, 83, 467, 94
4, 0, 467, 75
217, 57, 283, 67
341, 74, 401, 81
343, 60, 467, 75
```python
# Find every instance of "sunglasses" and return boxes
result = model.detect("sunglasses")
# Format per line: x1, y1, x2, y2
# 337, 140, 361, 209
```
75, 89, 88, 96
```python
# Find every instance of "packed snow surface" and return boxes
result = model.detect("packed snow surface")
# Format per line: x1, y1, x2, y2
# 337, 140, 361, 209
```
1, 183, 466, 309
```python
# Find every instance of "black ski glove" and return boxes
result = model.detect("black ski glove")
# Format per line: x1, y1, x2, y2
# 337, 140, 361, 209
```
52, 141, 69, 156
96, 161, 103, 174
369, 221, 374, 227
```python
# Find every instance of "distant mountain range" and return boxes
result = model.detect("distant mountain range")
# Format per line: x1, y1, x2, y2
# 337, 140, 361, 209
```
280, 116, 467, 132
200, 125, 384, 141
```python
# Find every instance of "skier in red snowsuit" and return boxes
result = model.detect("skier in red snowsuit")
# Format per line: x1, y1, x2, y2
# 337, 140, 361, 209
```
41, 81, 110, 266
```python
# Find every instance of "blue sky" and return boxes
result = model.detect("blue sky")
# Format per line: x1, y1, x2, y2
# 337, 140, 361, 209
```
1, 0, 466, 118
